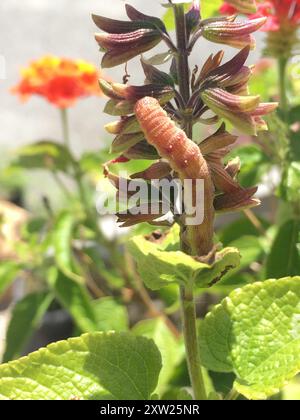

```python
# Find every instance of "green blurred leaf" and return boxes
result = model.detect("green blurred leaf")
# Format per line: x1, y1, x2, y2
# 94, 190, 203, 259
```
0, 332, 162, 400
201, 0, 223, 18
83, 246, 124, 289
52, 211, 83, 283
133, 318, 184, 394
0, 261, 20, 296
218, 216, 269, 246
228, 144, 270, 188
128, 235, 240, 290
93, 297, 128, 332
79, 150, 110, 174
282, 162, 300, 204
217, 235, 264, 289
11, 141, 74, 173
162, 3, 191, 31
265, 220, 300, 279
199, 277, 300, 400
162, 1, 222, 31
249, 64, 278, 102
282, 376, 300, 400
47, 269, 98, 333
2, 292, 53, 363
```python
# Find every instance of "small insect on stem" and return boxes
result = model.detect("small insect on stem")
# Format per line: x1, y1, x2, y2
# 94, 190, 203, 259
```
134, 97, 215, 256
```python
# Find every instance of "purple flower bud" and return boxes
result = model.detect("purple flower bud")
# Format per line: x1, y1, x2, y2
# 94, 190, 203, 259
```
186, 0, 201, 35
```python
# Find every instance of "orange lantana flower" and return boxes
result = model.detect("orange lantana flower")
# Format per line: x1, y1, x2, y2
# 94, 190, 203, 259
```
12, 56, 102, 108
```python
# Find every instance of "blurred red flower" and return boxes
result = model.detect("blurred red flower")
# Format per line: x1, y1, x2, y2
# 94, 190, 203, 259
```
12, 56, 102, 108
221, 0, 300, 31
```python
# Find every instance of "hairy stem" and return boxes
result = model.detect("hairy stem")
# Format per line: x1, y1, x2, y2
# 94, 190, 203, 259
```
180, 284, 207, 400
174, 5, 190, 105
174, 4, 208, 400
278, 57, 289, 122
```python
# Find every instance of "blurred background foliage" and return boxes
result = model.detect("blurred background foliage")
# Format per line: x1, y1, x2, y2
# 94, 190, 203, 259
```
1, 0, 300, 399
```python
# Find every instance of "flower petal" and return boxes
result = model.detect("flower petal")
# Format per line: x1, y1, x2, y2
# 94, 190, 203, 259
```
105, 116, 141, 135
141, 59, 175, 86
201, 88, 260, 113
111, 83, 175, 100
225, 157, 241, 178
125, 4, 167, 33
199, 124, 238, 155
124, 140, 160, 160
209, 161, 241, 192
131, 161, 172, 180
92, 14, 155, 33
111, 132, 145, 154
214, 186, 260, 212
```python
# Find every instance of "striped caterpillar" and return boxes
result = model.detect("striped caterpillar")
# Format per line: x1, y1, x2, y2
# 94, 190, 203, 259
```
134, 97, 215, 256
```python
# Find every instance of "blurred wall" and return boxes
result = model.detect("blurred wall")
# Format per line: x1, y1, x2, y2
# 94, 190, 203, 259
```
0, 0, 264, 155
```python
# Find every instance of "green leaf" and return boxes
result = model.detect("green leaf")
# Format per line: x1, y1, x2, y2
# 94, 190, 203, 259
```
283, 162, 300, 204
265, 220, 300, 279
93, 297, 128, 332
47, 269, 98, 333
162, 0, 222, 31
128, 235, 240, 290
84, 246, 125, 289
249, 64, 278, 102
52, 211, 83, 283
216, 235, 264, 289
218, 216, 269, 246
133, 318, 184, 394
141, 52, 173, 66
199, 277, 300, 400
0, 261, 20, 296
2, 292, 53, 363
201, 0, 223, 19
11, 141, 74, 173
162, 3, 191, 31
79, 150, 110, 174
228, 144, 270, 188
0, 332, 162, 400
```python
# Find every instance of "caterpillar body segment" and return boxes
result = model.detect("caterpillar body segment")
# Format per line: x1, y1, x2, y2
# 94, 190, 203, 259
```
134, 97, 215, 256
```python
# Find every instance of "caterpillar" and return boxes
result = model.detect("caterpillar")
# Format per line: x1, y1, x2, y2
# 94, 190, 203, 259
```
134, 97, 215, 256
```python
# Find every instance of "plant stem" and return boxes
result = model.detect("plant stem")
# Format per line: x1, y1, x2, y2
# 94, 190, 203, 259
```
224, 389, 239, 401
243, 209, 266, 237
174, 4, 207, 400
180, 284, 207, 400
59, 108, 105, 243
51, 170, 73, 200
278, 57, 289, 122
174, 5, 190, 104
60, 108, 71, 149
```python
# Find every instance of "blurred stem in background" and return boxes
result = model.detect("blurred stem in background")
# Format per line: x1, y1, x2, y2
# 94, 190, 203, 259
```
59, 108, 105, 243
